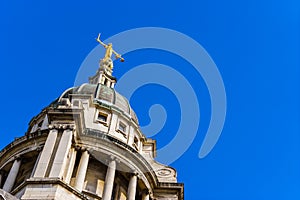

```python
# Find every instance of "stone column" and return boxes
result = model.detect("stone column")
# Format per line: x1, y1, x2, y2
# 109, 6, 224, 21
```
64, 147, 77, 184
33, 129, 58, 177
102, 159, 116, 200
3, 158, 21, 192
49, 129, 73, 178
127, 173, 138, 200
74, 150, 89, 191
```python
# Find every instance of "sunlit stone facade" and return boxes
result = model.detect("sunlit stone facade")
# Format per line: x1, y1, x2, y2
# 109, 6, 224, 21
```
0, 56, 184, 200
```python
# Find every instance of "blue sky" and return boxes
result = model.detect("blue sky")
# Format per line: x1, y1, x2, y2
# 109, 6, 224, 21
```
0, 0, 299, 199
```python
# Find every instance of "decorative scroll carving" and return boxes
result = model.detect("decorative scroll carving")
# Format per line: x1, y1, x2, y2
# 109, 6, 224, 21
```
157, 168, 172, 177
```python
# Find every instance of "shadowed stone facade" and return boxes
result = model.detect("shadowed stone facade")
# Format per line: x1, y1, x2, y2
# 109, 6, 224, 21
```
0, 54, 184, 200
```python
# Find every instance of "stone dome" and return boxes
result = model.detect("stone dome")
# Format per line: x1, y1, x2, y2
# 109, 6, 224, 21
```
62, 83, 139, 125
27, 82, 144, 153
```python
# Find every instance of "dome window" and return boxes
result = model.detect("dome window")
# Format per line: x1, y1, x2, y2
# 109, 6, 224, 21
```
118, 122, 127, 133
133, 136, 139, 150
97, 112, 108, 123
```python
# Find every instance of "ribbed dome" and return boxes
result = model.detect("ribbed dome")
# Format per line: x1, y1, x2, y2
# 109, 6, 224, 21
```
61, 83, 139, 125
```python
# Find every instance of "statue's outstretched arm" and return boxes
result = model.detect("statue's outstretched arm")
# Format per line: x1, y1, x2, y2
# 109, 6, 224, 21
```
112, 49, 121, 57
112, 49, 124, 62
96, 33, 107, 48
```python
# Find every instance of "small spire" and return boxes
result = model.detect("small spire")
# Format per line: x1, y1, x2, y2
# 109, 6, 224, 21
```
89, 33, 125, 88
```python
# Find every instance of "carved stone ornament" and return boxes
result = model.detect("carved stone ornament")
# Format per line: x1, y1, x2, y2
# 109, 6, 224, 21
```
157, 168, 172, 177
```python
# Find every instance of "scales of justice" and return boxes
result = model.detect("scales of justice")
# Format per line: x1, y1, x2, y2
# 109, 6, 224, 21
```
96, 33, 124, 73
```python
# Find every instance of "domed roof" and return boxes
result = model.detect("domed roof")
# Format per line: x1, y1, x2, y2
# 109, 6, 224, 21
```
61, 83, 139, 124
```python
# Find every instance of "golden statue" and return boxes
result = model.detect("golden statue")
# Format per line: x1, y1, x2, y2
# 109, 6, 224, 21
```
96, 33, 125, 66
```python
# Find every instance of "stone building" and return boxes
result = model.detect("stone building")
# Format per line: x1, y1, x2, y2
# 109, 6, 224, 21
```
0, 46, 184, 199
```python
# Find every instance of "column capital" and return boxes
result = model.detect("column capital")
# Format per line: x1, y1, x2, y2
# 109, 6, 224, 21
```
48, 124, 57, 130
130, 170, 139, 176
74, 145, 90, 153
109, 155, 115, 161
80, 147, 89, 152
74, 144, 81, 151
48, 123, 76, 131
108, 155, 120, 164
13, 155, 22, 161
103, 156, 119, 167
